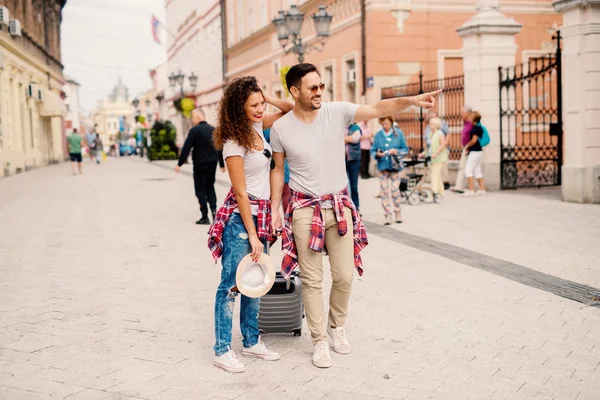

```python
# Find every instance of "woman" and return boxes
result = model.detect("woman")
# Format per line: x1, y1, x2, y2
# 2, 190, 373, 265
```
370, 116, 409, 225
463, 111, 486, 197
358, 120, 373, 179
427, 117, 449, 202
208, 77, 293, 374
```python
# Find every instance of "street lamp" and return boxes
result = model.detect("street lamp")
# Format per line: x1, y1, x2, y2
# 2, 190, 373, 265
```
169, 70, 198, 96
272, 4, 333, 63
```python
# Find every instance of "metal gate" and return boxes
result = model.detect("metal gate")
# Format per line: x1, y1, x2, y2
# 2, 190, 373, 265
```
382, 72, 465, 160
499, 32, 563, 189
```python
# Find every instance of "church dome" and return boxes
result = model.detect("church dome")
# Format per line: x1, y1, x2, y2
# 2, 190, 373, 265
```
111, 77, 129, 102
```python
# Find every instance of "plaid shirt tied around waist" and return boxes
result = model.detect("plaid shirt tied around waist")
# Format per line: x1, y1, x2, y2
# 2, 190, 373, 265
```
207, 188, 275, 262
281, 187, 368, 280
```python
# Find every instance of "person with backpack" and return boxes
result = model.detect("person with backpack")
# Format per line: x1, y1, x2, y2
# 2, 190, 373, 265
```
463, 111, 488, 197
345, 123, 363, 211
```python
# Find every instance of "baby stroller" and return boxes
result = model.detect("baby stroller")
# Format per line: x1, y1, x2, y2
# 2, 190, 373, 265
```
400, 156, 435, 205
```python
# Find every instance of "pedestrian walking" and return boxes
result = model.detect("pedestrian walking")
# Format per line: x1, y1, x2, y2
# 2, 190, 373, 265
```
422, 111, 450, 189
463, 111, 487, 197
66, 129, 84, 175
93, 134, 103, 164
269, 63, 440, 368
207, 76, 294, 373
452, 106, 473, 193
371, 116, 409, 225
86, 128, 96, 162
426, 117, 449, 202
176, 109, 225, 225
345, 123, 362, 211
358, 120, 373, 179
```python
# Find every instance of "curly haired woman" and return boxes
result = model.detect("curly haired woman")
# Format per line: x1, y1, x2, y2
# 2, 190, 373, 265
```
207, 76, 293, 373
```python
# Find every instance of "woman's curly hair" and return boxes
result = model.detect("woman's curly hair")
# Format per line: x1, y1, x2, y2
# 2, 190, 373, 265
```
213, 76, 263, 151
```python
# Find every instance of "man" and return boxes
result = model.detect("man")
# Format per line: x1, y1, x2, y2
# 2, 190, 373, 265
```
345, 123, 362, 211
269, 63, 439, 368
175, 108, 225, 225
452, 105, 473, 193
86, 127, 96, 161
66, 128, 84, 175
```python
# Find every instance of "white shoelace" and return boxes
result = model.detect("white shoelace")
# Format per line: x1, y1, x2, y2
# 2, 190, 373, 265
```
336, 328, 348, 345
315, 344, 329, 359
226, 349, 240, 364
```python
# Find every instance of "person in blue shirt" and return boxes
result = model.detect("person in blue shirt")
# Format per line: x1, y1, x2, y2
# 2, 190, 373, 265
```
371, 116, 409, 225
263, 128, 291, 211
345, 123, 362, 211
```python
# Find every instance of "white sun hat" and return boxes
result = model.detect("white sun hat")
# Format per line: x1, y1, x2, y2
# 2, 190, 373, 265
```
235, 252, 276, 298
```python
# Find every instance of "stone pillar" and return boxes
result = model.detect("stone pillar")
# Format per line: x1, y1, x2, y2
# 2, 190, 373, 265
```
553, 0, 600, 203
457, 0, 522, 190
50, 116, 64, 163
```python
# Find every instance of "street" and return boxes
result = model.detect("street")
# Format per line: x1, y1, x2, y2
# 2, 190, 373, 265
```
0, 158, 599, 400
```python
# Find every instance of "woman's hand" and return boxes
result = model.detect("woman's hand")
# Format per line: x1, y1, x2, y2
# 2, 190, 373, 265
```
249, 233, 264, 262
388, 148, 399, 156
376, 150, 385, 158
418, 151, 426, 159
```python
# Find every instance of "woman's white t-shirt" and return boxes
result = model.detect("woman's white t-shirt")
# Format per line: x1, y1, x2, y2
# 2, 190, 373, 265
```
222, 121, 271, 215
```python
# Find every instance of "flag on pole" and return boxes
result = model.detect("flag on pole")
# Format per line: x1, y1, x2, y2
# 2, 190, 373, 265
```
151, 15, 161, 44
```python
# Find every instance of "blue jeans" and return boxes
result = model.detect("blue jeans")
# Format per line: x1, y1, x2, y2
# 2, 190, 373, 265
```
346, 160, 361, 210
214, 212, 262, 356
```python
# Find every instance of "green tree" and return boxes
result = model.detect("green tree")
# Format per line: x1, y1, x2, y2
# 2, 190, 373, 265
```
148, 120, 178, 161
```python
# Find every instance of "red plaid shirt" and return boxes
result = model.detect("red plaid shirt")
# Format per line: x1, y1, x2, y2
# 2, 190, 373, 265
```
280, 187, 368, 280
208, 188, 275, 262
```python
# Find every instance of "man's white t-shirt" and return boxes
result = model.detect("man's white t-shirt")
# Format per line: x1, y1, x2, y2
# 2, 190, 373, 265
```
270, 102, 359, 197
222, 121, 271, 215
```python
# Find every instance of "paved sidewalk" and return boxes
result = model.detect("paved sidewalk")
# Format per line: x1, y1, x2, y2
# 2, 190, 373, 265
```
0, 158, 599, 400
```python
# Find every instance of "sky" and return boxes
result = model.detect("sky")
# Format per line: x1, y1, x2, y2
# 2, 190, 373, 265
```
61, 0, 167, 113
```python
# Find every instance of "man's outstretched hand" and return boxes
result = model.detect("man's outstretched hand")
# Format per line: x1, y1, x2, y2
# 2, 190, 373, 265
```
411, 89, 442, 109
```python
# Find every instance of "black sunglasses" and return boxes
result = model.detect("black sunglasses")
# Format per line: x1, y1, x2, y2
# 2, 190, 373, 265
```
263, 148, 275, 170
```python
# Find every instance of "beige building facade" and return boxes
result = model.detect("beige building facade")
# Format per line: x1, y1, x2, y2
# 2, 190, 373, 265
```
0, 0, 67, 177
166, 0, 224, 145
92, 78, 134, 147
225, 0, 561, 106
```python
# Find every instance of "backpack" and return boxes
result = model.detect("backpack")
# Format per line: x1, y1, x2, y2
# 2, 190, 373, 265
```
478, 123, 490, 147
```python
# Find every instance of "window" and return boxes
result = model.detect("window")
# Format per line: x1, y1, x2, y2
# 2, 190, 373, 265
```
259, 0, 267, 28
29, 108, 34, 148
324, 65, 334, 102
19, 83, 26, 152
236, 0, 245, 40
0, 71, 3, 149
248, 0, 255, 34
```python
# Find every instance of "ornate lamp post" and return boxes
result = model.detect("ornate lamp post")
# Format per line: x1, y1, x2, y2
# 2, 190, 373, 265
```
272, 4, 333, 63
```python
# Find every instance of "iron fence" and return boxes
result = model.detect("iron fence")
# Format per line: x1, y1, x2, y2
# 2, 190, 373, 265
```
381, 72, 465, 160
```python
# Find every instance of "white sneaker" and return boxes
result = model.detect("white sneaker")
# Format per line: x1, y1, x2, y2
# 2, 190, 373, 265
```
213, 348, 245, 373
328, 326, 351, 354
241, 340, 280, 361
462, 190, 476, 197
476, 190, 487, 196
312, 341, 332, 368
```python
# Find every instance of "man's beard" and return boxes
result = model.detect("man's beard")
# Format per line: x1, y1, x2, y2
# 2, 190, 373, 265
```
299, 95, 321, 111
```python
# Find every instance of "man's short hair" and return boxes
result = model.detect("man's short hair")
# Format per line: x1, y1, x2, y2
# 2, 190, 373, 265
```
472, 111, 481, 124
194, 108, 205, 118
285, 63, 319, 91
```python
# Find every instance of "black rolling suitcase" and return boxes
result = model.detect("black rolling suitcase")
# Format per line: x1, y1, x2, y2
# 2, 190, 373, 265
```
258, 269, 304, 336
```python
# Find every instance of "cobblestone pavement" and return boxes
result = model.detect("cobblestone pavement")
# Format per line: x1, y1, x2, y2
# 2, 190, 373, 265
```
0, 158, 599, 400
